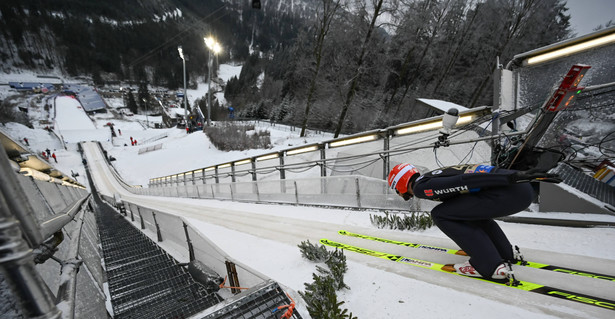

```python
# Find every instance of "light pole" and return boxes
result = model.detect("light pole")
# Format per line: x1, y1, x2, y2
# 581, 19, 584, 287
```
177, 46, 188, 132
204, 36, 221, 127
142, 98, 149, 128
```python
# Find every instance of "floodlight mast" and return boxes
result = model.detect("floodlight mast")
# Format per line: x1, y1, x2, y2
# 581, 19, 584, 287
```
204, 37, 221, 127
177, 46, 188, 132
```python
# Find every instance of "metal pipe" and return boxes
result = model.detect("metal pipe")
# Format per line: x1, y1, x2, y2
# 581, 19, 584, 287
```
207, 51, 212, 126
182, 130, 528, 182
55, 208, 86, 319
182, 50, 188, 131
0, 143, 61, 318
0, 156, 43, 247
39, 195, 90, 240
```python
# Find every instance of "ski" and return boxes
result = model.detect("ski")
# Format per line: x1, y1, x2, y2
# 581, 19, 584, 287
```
320, 238, 615, 312
338, 230, 615, 282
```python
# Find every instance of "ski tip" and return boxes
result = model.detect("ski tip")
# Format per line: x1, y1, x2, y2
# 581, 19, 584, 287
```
455, 250, 469, 256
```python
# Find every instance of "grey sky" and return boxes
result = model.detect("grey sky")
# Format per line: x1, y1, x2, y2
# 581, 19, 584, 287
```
565, 0, 615, 36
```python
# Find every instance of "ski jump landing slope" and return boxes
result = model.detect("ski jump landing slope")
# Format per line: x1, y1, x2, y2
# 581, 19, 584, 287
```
55, 96, 108, 144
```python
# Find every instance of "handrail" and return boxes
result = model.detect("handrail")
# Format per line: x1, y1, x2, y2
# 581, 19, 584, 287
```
151, 124, 524, 189
0, 128, 83, 187
39, 194, 90, 241
55, 209, 87, 319
0, 142, 61, 318
200, 131, 527, 179
149, 106, 492, 186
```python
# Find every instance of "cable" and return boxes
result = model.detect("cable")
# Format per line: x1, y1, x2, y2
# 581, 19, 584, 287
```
129, 5, 227, 67
458, 112, 497, 165
323, 157, 382, 173
599, 131, 615, 157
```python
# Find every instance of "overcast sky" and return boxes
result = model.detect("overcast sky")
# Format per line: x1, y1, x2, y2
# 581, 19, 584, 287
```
566, 0, 615, 36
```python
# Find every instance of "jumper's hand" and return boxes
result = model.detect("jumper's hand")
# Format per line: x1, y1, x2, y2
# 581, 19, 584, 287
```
510, 171, 562, 184
396, 190, 413, 201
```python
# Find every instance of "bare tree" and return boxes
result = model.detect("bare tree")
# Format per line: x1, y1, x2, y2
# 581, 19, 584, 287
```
300, 0, 343, 137
334, 0, 385, 138
389, 0, 454, 116
429, 0, 481, 97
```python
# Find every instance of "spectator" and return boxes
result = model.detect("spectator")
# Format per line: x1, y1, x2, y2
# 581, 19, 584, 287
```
42, 151, 47, 160
51, 153, 57, 163
23, 137, 29, 146
118, 129, 122, 136
134, 139, 138, 146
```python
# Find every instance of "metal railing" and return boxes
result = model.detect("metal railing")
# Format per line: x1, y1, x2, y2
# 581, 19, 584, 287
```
148, 106, 493, 188
137, 174, 432, 213
0, 143, 101, 318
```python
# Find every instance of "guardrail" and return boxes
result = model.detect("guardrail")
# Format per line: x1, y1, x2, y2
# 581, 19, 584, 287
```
0, 143, 103, 318
0, 127, 84, 187
135, 174, 433, 213
99, 193, 272, 291
148, 106, 493, 187
137, 143, 163, 154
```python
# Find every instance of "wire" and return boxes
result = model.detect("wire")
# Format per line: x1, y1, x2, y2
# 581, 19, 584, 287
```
323, 157, 382, 173
458, 112, 497, 165
434, 148, 445, 167
284, 164, 320, 173
129, 5, 227, 67
599, 131, 615, 157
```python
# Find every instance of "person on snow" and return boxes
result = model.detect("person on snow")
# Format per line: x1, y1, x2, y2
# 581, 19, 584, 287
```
388, 163, 561, 280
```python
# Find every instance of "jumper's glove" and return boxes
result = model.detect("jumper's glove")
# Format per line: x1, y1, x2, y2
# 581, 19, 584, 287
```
510, 170, 562, 184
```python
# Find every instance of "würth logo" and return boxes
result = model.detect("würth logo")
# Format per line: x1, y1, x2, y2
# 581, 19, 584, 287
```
433, 185, 469, 195
424, 189, 433, 197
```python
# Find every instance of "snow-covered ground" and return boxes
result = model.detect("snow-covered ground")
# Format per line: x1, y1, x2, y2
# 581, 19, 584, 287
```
2, 68, 615, 318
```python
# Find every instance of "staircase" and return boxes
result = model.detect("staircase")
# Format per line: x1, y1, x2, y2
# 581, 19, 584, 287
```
93, 192, 223, 318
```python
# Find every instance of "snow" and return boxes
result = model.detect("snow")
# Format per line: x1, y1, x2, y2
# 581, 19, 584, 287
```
2, 68, 615, 319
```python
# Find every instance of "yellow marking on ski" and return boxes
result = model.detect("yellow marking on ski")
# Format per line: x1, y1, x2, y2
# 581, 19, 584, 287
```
321, 238, 544, 291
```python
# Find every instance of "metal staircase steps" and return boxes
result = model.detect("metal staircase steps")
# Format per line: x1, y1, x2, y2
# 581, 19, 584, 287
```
93, 194, 222, 318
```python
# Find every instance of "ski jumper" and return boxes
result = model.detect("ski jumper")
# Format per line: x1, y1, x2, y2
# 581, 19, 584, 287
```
412, 164, 536, 277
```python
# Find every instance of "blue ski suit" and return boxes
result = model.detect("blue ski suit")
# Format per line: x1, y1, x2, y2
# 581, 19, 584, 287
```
412, 164, 536, 277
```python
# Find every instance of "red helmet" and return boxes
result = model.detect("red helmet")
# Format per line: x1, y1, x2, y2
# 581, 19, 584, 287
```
388, 163, 419, 194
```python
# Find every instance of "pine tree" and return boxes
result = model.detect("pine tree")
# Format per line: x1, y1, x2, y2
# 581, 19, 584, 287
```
126, 91, 138, 115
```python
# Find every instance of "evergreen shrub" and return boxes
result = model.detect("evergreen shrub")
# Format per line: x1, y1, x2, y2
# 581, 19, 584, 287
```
298, 240, 356, 319
370, 211, 434, 231
204, 122, 272, 151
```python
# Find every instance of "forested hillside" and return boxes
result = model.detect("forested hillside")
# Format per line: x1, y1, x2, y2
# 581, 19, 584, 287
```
1, 0, 574, 135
